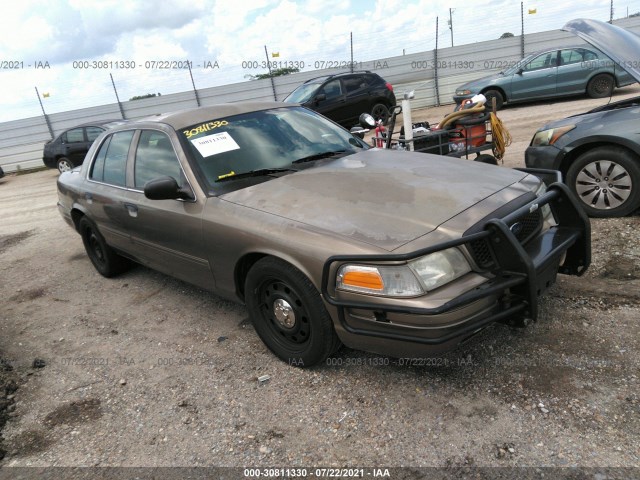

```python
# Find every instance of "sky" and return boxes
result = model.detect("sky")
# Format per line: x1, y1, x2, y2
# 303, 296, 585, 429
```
1, 0, 639, 122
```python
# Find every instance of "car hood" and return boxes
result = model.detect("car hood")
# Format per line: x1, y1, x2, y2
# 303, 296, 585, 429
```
457, 73, 505, 92
219, 150, 529, 251
563, 18, 640, 83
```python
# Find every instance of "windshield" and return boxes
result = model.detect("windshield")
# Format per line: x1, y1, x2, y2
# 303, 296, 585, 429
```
283, 82, 322, 103
179, 106, 366, 187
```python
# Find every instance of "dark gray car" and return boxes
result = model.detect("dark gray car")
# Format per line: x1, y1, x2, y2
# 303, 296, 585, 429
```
57, 102, 589, 367
525, 19, 640, 217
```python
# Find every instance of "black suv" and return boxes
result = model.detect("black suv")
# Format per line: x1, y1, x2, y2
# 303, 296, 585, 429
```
43, 120, 127, 173
284, 71, 396, 127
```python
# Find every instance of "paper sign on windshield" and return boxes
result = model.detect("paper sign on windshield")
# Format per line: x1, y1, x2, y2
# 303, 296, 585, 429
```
191, 131, 240, 157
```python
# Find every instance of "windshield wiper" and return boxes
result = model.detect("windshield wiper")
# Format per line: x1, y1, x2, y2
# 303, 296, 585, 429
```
215, 168, 296, 183
292, 150, 348, 164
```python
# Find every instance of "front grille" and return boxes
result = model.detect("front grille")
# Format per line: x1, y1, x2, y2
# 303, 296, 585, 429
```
467, 208, 543, 270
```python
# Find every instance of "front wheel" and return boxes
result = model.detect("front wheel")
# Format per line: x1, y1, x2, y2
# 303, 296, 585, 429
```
482, 89, 504, 110
586, 73, 614, 99
245, 257, 341, 367
566, 147, 640, 217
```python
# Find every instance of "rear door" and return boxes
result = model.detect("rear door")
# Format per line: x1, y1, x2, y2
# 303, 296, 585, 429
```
510, 50, 559, 100
557, 48, 593, 95
63, 127, 92, 165
85, 130, 136, 252
341, 75, 371, 125
122, 129, 213, 289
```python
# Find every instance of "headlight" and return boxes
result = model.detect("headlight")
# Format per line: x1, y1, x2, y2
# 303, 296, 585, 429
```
336, 248, 471, 297
456, 89, 472, 96
530, 125, 575, 147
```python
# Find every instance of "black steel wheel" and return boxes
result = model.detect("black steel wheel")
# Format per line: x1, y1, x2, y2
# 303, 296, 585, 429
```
79, 217, 130, 277
482, 89, 504, 110
566, 147, 640, 217
586, 73, 614, 99
245, 257, 340, 367
371, 103, 390, 125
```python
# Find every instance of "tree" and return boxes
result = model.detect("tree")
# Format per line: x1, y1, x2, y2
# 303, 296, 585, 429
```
630, 11, 640, 17
500, 32, 515, 39
250, 67, 300, 80
129, 93, 162, 101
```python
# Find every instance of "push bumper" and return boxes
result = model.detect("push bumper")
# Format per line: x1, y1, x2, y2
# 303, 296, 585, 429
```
321, 182, 590, 354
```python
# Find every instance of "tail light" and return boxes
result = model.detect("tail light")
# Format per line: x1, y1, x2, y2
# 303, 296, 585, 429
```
385, 82, 393, 92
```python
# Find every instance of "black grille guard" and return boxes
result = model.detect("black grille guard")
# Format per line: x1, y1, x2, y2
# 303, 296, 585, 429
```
320, 182, 590, 344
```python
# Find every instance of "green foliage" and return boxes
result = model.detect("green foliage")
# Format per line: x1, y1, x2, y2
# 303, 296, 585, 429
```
500, 32, 515, 39
129, 93, 162, 101
251, 67, 300, 80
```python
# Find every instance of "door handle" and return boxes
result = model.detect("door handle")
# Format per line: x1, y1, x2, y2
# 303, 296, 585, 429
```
124, 203, 138, 218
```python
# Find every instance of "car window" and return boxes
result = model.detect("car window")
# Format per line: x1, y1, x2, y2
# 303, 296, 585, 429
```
66, 128, 85, 143
86, 127, 104, 142
343, 76, 366, 94
134, 131, 182, 189
560, 49, 585, 65
320, 79, 343, 99
89, 130, 134, 186
583, 49, 598, 61
524, 52, 557, 71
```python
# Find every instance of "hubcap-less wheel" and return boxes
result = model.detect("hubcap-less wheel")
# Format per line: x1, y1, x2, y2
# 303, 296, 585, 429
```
57, 158, 72, 173
244, 257, 341, 366
371, 104, 390, 124
88, 230, 106, 267
259, 280, 310, 346
575, 160, 632, 210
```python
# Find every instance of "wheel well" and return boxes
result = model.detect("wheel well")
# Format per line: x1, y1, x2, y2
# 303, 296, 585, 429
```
586, 72, 614, 90
559, 142, 640, 177
234, 253, 268, 301
70, 209, 85, 232
480, 86, 507, 102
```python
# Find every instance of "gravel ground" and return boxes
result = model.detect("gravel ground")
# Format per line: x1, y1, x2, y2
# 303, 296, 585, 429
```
0, 88, 639, 474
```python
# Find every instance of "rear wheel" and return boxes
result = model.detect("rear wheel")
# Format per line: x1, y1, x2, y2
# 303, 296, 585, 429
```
586, 73, 614, 99
79, 217, 130, 277
482, 89, 504, 110
57, 157, 73, 173
566, 147, 640, 217
371, 103, 390, 125
245, 257, 340, 367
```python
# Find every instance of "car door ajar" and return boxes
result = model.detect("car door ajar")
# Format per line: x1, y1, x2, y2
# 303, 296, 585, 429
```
122, 129, 213, 290
510, 51, 559, 101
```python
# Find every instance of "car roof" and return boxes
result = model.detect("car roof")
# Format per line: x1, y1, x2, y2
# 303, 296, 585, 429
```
134, 102, 290, 129
303, 70, 375, 84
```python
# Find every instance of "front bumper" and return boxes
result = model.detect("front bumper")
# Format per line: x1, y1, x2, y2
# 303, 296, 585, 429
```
524, 145, 564, 171
322, 182, 590, 357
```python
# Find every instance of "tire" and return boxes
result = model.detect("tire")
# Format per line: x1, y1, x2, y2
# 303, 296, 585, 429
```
474, 154, 498, 165
371, 103, 390, 125
566, 147, 640, 217
79, 217, 130, 277
586, 73, 614, 99
244, 257, 341, 367
482, 89, 504, 110
57, 157, 73, 174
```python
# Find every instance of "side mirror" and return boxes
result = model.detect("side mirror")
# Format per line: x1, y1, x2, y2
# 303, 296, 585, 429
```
314, 93, 326, 103
350, 126, 366, 139
359, 113, 376, 129
144, 176, 192, 200
516, 68, 524, 75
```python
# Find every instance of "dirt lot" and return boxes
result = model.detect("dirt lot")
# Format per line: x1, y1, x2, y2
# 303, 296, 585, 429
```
0, 88, 639, 473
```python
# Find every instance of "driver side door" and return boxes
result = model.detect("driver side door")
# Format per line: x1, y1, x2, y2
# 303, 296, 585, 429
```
510, 50, 559, 100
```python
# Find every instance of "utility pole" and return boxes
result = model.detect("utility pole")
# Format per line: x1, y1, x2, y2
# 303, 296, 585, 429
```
448, 8, 454, 47
609, 0, 614, 23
